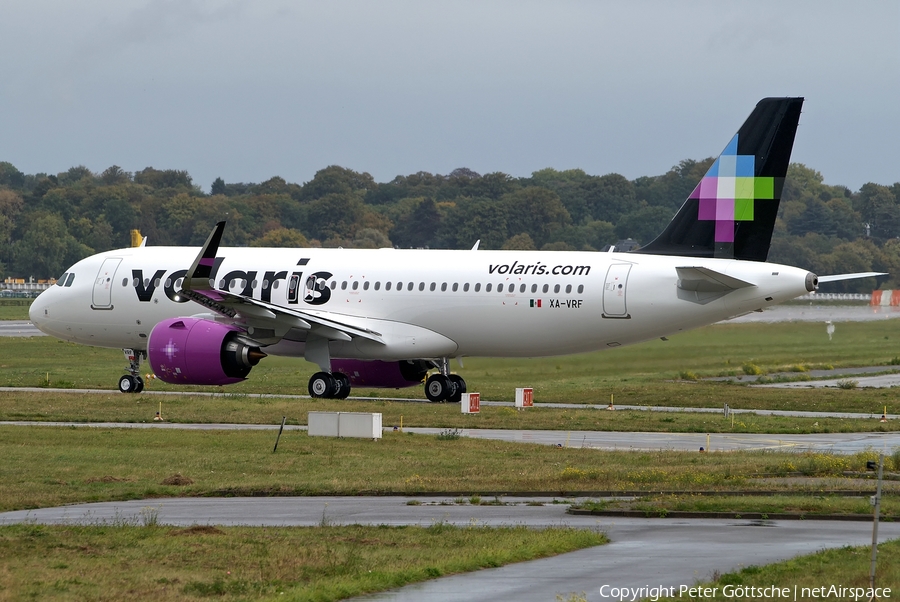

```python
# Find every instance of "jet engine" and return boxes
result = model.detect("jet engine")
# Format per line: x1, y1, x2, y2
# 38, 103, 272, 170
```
331, 359, 430, 389
148, 317, 266, 385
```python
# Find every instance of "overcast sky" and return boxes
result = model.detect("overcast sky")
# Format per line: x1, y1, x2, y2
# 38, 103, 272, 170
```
1, 1, 897, 193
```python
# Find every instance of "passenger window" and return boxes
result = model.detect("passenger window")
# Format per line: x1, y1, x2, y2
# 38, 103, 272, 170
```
419, 282, 425, 291
165, 278, 172, 288
577, 284, 584, 294
542, 284, 549, 293
218, 279, 226, 288
497, 283, 504, 293
386, 281, 392, 291
520, 284, 526, 293
252, 280, 258, 289
273, 280, 280, 289
452, 283, 458, 292
352, 281, 359, 290
341, 281, 348, 290
554, 284, 560, 293
486, 283, 492, 292
407, 282, 414, 291
373, 282, 380, 291
441, 283, 447, 292
566, 284, 572, 293
475, 283, 481, 292
121, 278, 128, 287
531, 284, 537, 293
430, 283, 436, 291
330, 281, 337, 290
463, 283, 469, 292
155, 278, 162, 288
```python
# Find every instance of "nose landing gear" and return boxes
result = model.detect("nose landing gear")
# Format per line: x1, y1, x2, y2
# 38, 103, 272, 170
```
119, 348, 146, 393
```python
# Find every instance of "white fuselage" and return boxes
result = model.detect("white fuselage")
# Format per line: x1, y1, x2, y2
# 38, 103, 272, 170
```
30, 245, 812, 361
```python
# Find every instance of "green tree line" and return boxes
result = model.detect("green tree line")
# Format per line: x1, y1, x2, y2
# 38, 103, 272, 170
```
0, 160, 897, 292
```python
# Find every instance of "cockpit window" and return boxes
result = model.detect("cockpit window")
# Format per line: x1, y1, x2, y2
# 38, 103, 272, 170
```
65, 273, 75, 287
57, 273, 68, 286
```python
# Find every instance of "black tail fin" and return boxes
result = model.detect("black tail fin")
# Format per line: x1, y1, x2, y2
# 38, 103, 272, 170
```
636, 97, 803, 261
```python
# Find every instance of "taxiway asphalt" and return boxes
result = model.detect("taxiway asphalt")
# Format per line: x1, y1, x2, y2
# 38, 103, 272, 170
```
1, 496, 896, 602
2, 420, 898, 454
0, 321, 42, 337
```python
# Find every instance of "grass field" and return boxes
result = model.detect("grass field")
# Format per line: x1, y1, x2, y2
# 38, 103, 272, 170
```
4, 310, 900, 600
3, 319, 900, 412
0, 522, 605, 602
2, 389, 899, 435
0, 299, 30, 320
2, 426, 897, 513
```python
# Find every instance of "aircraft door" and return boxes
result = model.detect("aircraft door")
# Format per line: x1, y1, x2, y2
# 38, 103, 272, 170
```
92, 257, 122, 309
602, 263, 631, 318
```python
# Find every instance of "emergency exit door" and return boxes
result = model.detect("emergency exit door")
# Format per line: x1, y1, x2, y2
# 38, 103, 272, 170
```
602, 263, 631, 318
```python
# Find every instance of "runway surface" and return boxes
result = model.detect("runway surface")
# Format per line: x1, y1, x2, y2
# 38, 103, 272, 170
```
1, 496, 896, 602
0, 321, 42, 337
2, 420, 898, 454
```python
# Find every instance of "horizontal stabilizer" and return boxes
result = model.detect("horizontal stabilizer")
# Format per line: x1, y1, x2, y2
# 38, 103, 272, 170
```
817, 272, 886, 284
676, 266, 755, 293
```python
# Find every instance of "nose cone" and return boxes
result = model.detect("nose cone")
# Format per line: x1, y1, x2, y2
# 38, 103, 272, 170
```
29, 289, 53, 333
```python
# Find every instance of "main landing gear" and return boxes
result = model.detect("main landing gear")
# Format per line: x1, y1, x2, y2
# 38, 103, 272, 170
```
425, 358, 466, 403
308, 371, 351, 399
119, 348, 146, 393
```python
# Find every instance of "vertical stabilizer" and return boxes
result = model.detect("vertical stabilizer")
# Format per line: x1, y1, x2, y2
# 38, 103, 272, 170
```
636, 97, 803, 261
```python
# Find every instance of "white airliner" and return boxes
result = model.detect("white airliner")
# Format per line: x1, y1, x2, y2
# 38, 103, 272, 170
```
29, 98, 881, 400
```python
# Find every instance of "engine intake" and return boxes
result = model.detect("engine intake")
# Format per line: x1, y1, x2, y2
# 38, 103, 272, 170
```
148, 317, 266, 385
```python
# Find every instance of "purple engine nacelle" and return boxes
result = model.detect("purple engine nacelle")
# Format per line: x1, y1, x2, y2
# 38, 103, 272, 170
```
148, 317, 266, 385
331, 359, 430, 389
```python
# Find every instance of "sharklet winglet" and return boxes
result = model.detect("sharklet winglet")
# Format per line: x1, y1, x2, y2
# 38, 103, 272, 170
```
183, 221, 226, 292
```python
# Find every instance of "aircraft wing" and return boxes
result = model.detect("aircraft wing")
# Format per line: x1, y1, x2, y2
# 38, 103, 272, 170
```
180, 221, 384, 346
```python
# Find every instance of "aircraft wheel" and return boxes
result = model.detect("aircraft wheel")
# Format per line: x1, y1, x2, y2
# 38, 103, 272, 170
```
134, 376, 145, 393
118, 374, 138, 394
425, 374, 453, 402
448, 375, 466, 403
333, 372, 351, 399
309, 371, 337, 398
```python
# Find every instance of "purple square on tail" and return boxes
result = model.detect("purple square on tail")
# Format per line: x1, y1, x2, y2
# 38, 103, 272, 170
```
715, 219, 734, 243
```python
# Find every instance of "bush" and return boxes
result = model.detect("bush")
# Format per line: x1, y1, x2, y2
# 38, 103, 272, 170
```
742, 363, 763, 376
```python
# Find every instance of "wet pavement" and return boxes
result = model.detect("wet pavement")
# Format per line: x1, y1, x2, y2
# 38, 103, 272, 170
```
1, 496, 895, 602
0, 321, 42, 337
2, 421, 898, 454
